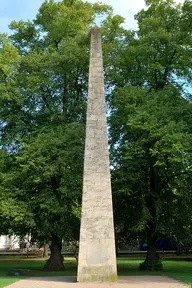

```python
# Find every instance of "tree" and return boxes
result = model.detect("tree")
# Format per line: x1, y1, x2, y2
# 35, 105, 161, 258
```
7, 124, 84, 270
108, 0, 192, 269
0, 0, 116, 271
110, 85, 192, 268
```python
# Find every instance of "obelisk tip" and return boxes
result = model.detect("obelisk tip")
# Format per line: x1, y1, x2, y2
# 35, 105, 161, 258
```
91, 26, 101, 34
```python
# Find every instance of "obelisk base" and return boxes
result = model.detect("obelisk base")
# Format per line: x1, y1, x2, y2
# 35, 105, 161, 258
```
78, 265, 117, 282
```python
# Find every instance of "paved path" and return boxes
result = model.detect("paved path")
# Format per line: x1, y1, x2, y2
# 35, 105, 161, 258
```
5, 276, 188, 288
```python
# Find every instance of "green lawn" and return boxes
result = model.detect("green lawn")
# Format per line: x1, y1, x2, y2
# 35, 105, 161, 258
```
0, 259, 76, 288
0, 258, 191, 287
117, 259, 192, 284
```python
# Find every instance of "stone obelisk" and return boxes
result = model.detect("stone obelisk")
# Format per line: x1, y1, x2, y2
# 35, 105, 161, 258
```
77, 27, 117, 282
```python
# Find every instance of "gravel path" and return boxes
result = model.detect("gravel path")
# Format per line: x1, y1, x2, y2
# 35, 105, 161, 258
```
5, 276, 188, 288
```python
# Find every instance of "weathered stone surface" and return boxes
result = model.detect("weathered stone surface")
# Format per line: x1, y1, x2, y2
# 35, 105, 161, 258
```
77, 27, 117, 282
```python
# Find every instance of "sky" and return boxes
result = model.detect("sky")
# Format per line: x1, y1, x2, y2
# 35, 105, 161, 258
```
0, 0, 184, 34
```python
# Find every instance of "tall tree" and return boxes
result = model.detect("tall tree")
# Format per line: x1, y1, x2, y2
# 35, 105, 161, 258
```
7, 124, 84, 271
0, 0, 115, 271
108, 0, 192, 270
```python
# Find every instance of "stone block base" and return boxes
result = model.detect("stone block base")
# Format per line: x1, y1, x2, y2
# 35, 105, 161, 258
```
77, 265, 117, 282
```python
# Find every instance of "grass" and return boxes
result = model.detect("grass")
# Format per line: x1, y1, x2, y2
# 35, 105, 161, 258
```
118, 259, 192, 284
0, 257, 191, 287
0, 259, 76, 288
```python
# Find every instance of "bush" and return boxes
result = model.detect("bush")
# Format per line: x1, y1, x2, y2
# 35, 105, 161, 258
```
139, 259, 163, 271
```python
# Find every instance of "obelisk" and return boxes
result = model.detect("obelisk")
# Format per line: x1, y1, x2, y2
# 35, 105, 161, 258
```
77, 27, 117, 282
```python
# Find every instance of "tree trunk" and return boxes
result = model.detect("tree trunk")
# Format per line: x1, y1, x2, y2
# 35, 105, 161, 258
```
139, 213, 162, 270
139, 232, 162, 270
144, 164, 160, 265
116, 245, 119, 257
145, 220, 159, 264
43, 243, 49, 258
43, 236, 64, 271
140, 220, 162, 271
176, 241, 183, 255
115, 239, 119, 257
146, 240, 159, 262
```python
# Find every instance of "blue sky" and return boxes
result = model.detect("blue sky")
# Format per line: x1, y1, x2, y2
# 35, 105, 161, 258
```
0, 0, 184, 34
0, 0, 44, 33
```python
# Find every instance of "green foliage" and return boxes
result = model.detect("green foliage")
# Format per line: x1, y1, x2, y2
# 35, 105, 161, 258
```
0, 150, 34, 235
111, 84, 192, 240
8, 123, 84, 241
108, 0, 192, 265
